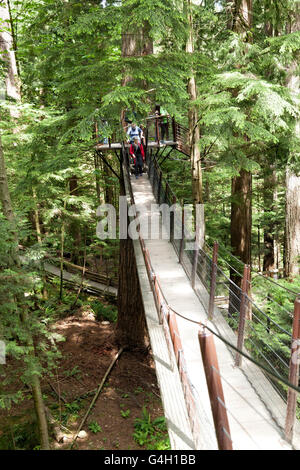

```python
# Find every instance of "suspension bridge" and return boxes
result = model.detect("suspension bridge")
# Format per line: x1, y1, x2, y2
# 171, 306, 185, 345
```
95, 115, 300, 450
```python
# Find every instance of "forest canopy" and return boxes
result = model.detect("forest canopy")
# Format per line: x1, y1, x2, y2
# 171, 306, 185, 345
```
0, 0, 299, 451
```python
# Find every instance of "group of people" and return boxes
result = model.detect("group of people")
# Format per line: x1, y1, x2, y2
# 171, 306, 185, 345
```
127, 123, 145, 179
126, 106, 169, 179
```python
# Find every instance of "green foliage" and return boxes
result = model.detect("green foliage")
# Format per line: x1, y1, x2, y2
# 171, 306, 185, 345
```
133, 406, 170, 450
91, 301, 117, 323
1, 0, 300, 447
88, 421, 102, 434
120, 409, 131, 419
64, 366, 82, 380
0, 417, 40, 451
59, 399, 83, 426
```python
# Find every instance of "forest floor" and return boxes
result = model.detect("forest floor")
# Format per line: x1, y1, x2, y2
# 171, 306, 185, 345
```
0, 304, 169, 451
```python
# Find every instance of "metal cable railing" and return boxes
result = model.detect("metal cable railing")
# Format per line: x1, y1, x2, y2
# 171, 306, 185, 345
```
144, 150, 300, 442
122, 149, 214, 449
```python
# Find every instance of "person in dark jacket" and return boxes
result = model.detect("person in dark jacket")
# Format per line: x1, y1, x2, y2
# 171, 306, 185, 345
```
130, 137, 145, 179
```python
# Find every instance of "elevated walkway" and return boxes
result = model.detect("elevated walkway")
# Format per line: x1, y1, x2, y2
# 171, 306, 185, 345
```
95, 115, 190, 155
128, 172, 296, 450
44, 262, 117, 298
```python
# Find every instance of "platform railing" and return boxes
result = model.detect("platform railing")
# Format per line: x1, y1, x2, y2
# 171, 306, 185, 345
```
95, 115, 190, 155
122, 148, 230, 449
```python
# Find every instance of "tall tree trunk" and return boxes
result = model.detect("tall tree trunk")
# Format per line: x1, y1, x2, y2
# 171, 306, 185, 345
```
285, 169, 300, 277
186, 0, 203, 210
116, 235, 148, 350
120, 17, 153, 129
0, 0, 20, 114
94, 152, 102, 204
102, 156, 114, 205
116, 11, 153, 348
284, 7, 300, 277
230, 0, 253, 282
229, 0, 253, 318
230, 169, 252, 267
116, 165, 147, 350
263, 164, 277, 274
227, 0, 252, 34
0, 135, 15, 223
31, 375, 50, 450
69, 175, 82, 264
32, 188, 42, 244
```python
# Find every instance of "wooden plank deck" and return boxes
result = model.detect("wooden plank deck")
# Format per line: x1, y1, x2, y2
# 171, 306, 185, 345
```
130, 173, 295, 451
122, 165, 201, 450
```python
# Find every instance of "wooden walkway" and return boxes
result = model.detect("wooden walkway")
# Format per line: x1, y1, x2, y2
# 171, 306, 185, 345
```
44, 262, 117, 298
129, 173, 298, 451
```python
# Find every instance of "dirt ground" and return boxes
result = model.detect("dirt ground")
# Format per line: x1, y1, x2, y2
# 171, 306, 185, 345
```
0, 307, 169, 451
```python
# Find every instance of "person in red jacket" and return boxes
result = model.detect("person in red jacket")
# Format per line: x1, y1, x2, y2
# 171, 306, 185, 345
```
130, 137, 145, 179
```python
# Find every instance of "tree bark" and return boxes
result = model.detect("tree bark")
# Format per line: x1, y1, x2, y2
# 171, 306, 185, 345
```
0, 135, 15, 223
116, 9, 153, 348
230, 0, 253, 283
230, 169, 252, 267
120, 13, 153, 129
186, 0, 203, 209
116, 234, 148, 350
284, 7, 300, 277
32, 188, 42, 244
285, 169, 300, 277
31, 375, 50, 450
102, 156, 115, 205
263, 165, 277, 274
69, 175, 82, 264
116, 172, 148, 350
227, 0, 252, 34
94, 152, 102, 204
0, 0, 21, 113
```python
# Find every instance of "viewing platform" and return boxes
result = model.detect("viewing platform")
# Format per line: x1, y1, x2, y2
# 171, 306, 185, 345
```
95, 115, 190, 156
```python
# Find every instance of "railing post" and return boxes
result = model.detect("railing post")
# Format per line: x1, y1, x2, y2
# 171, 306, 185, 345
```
157, 169, 162, 204
145, 127, 149, 156
155, 116, 160, 145
285, 297, 300, 443
191, 225, 200, 289
198, 328, 232, 450
172, 117, 177, 143
165, 181, 169, 205
235, 264, 251, 367
170, 194, 176, 244
179, 202, 184, 264
148, 149, 153, 178
208, 242, 219, 320
152, 274, 162, 325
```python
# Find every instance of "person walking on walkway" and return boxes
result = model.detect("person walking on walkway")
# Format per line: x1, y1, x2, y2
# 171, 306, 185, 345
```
127, 122, 143, 144
130, 137, 145, 179
159, 107, 169, 143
